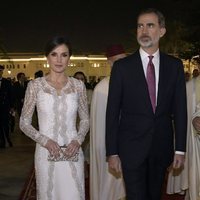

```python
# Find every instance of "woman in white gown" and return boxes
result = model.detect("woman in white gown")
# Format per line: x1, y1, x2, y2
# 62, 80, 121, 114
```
20, 36, 89, 200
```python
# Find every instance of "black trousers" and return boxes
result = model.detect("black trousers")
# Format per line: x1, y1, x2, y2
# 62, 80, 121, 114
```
122, 155, 167, 200
9, 114, 15, 133
0, 119, 12, 147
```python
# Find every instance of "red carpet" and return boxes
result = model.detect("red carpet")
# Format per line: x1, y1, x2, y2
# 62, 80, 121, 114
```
19, 166, 184, 200
18, 167, 36, 200
161, 176, 185, 200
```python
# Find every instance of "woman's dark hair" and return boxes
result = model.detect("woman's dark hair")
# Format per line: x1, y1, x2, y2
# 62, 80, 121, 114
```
44, 36, 72, 57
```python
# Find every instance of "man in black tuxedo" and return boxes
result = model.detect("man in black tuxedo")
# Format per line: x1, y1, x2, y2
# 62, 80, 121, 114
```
13, 72, 28, 117
106, 8, 187, 200
0, 65, 13, 148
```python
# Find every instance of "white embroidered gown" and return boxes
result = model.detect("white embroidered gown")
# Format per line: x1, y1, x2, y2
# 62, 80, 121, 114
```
20, 77, 89, 200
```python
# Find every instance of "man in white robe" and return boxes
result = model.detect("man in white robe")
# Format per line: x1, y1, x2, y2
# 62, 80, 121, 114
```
90, 44, 126, 200
167, 75, 200, 200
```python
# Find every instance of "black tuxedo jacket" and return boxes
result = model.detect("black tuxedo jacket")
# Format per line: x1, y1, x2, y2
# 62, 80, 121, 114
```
13, 81, 28, 112
13, 81, 27, 102
106, 50, 187, 169
0, 78, 13, 121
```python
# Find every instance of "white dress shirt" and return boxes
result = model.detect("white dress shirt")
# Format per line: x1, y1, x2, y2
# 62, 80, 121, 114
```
139, 48, 184, 155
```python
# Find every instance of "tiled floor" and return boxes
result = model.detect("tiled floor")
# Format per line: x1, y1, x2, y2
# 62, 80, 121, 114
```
0, 122, 35, 200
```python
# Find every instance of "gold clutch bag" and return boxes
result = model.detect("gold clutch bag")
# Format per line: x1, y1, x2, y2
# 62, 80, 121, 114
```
48, 146, 79, 162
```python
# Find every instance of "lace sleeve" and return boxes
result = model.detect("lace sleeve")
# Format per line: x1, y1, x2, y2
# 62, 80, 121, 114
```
74, 81, 89, 144
19, 81, 50, 146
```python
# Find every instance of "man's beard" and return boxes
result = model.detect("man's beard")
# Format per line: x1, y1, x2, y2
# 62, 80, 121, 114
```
137, 35, 153, 48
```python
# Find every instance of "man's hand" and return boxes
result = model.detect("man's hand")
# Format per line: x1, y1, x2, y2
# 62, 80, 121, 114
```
192, 116, 200, 131
173, 154, 185, 169
108, 155, 122, 177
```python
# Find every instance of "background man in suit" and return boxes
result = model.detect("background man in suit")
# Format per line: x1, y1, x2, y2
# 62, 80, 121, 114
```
106, 8, 187, 200
0, 65, 13, 147
90, 44, 126, 200
167, 65, 200, 199
13, 72, 28, 117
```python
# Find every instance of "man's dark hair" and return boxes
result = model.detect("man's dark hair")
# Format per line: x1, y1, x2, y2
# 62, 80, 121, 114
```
34, 70, 43, 78
0, 65, 5, 70
17, 72, 25, 81
137, 8, 165, 28
73, 71, 87, 83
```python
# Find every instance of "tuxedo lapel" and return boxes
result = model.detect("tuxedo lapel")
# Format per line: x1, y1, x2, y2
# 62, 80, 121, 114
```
135, 52, 147, 87
156, 53, 166, 110
0, 79, 6, 90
